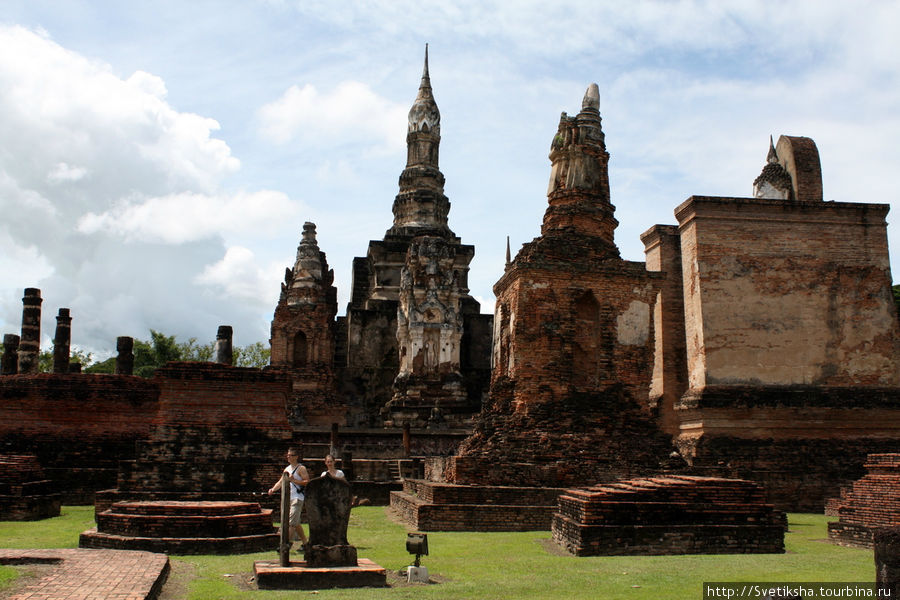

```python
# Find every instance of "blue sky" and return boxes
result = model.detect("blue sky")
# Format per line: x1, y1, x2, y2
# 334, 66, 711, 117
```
2, 1, 899, 355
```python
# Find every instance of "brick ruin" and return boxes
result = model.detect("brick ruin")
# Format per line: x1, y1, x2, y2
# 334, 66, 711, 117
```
0, 54, 898, 544
388, 85, 688, 533
551, 476, 784, 556
444, 83, 678, 487
80, 362, 291, 553
828, 453, 900, 548
642, 134, 900, 511
0, 454, 61, 520
270, 48, 493, 429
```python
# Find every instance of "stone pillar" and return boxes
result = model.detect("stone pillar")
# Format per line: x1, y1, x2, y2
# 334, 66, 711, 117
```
215, 325, 233, 366
1, 334, 20, 375
68, 362, 82, 374
330, 422, 339, 456
875, 526, 900, 598
343, 451, 354, 481
115, 336, 134, 375
17, 288, 42, 374
52, 308, 72, 374
402, 423, 411, 457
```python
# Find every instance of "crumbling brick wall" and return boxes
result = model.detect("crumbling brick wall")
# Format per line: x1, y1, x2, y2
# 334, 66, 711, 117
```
0, 374, 159, 502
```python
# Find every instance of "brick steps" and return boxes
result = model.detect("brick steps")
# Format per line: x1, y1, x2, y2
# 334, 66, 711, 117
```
79, 528, 278, 554
80, 499, 278, 554
551, 475, 784, 556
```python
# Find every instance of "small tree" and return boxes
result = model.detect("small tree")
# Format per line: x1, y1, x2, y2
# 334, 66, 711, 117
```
235, 341, 271, 368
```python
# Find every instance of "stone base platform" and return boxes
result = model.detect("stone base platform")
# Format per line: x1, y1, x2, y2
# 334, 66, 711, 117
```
80, 500, 278, 554
254, 557, 387, 589
390, 479, 567, 531
552, 475, 785, 556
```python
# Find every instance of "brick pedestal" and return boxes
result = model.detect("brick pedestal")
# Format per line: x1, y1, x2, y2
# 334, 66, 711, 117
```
80, 500, 278, 554
551, 475, 784, 556
828, 454, 900, 548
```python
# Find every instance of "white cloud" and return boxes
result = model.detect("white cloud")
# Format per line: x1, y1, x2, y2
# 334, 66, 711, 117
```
47, 162, 88, 183
0, 25, 287, 349
195, 246, 282, 306
257, 80, 407, 153
77, 190, 303, 244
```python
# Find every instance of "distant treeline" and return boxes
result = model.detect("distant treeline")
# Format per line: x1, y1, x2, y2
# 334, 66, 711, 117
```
0, 329, 270, 377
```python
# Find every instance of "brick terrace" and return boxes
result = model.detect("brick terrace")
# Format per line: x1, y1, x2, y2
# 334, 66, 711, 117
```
552, 475, 784, 556
390, 478, 567, 531
0, 548, 169, 600
828, 453, 900, 548
80, 500, 278, 554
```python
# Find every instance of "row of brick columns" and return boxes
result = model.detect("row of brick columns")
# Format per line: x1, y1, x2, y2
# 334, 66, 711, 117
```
1, 287, 237, 376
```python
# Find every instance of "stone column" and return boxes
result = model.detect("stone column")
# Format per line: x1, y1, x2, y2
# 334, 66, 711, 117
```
402, 423, 411, 457
330, 422, 340, 456
1, 334, 19, 375
875, 526, 900, 598
52, 308, 72, 374
17, 288, 42, 374
115, 336, 134, 375
215, 325, 233, 366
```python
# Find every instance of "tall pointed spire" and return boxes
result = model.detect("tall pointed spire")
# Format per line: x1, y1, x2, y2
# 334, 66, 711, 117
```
408, 43, 440, 135
388, 45, 451, 238
505, 236, 511, 267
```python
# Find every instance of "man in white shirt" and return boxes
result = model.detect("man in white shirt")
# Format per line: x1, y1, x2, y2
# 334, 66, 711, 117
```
268, 447, 310, 547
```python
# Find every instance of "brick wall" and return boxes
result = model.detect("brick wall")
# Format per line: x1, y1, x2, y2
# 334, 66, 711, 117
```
0, 374, 159, 501
674, 196, 898, 389
116, 363, 293, 494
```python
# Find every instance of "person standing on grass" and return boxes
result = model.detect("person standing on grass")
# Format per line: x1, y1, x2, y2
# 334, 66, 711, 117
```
268, 447, 309, 547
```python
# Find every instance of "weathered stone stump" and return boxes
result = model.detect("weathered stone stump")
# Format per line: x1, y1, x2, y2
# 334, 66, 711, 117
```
215, 325, 233, 366
1, 334, 19, 375
52, 308, 72, 374
17, 288, 42, 374
115, 336, 134, 375
304, 473, 357, 567
875, 527, 900, 598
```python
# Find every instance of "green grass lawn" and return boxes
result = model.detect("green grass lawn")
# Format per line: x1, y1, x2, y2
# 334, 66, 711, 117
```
0, 507, 874, 599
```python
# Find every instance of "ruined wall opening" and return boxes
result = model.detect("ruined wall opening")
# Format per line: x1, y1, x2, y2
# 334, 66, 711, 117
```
573, 291, 600, 388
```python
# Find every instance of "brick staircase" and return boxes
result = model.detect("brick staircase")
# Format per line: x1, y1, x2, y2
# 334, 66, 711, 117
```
551, 475, 785, 556
80, 500, 278, 554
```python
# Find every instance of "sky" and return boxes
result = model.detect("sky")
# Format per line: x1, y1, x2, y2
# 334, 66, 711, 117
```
1, 1, 899, 357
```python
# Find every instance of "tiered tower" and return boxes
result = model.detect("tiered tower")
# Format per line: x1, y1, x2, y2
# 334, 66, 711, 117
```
338, 47, 491, 428
454, 84, 673, 487
277, 48, 492, 428
270, 222, 340, 424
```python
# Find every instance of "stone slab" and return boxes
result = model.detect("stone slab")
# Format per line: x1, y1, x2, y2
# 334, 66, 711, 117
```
253, 557, 387, 589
